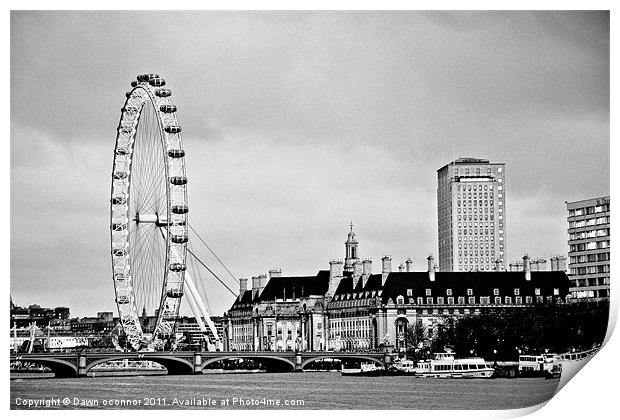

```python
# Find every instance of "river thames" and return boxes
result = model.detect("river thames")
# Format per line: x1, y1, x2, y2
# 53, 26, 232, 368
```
10, 372, 559, 410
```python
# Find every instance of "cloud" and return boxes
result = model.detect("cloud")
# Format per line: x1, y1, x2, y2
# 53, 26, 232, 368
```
10, 11, 609, 317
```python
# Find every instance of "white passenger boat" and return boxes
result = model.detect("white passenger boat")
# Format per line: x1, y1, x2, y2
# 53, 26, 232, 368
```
414, 352, 495, 378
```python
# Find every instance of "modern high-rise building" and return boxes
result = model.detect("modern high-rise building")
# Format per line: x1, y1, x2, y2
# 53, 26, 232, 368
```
437, 158, 507, 272
567, 196, 610, 300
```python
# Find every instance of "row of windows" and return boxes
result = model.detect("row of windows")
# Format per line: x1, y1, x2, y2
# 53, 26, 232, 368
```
457, 217, 494, 225
569, 228, 610, 240
458, 237, 504, 247
570, 241, 610, 252
459, 257, 495, 264
570, 265, 610, 275
458, 192, 494, 200
569, 216, 609, 228
569, 203, 610, 217
458, 200, 496, 208
460, 250, 496, 257
570, 252, 610, 263
456, 182, 496, 191
396, 295, 555, 305
458, 229, 495, 236
418, 287, 551, 297
455, 167, 502, 177
572, 277, 609, 287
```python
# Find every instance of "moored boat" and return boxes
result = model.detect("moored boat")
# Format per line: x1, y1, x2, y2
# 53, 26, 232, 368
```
518, 354, 562, 379
385, 358, 418, 376
341, 362, 383, 377
414, 352, 495, 378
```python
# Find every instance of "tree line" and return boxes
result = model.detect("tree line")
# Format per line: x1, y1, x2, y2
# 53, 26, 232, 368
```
406, 301, 609, 361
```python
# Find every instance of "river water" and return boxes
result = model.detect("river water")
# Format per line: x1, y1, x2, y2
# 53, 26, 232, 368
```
10, 371, 559, 410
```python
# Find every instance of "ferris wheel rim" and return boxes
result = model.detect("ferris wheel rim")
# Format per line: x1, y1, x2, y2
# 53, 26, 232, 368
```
110, 74, 189, 350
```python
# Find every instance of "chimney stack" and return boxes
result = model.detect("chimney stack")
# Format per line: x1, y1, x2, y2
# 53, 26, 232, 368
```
494, 259, 502, 271
398, 263, 405, 272
362, 259, 372, 288
269, 269, 282, 278
550, 256, 558, 272
252, 276, 260, 299
381, 256, 392, 286
239, 278, 248, 300
327, 260, 344, 297
557, 255, 567, 272
523, 255, 531, 281
353, 260, 363, 285
258, 274, 268, 296
405, 258, 413, 272
427, 255, 436, 282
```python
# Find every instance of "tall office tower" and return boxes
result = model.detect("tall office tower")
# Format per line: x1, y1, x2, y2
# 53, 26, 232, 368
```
567, 196, 610, 300
437, 158, 507, 272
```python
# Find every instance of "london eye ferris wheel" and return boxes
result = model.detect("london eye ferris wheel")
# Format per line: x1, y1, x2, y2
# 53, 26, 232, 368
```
110, 74, 193, 350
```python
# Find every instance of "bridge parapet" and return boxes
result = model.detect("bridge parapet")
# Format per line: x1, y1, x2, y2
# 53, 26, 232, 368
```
10, 350, 391, 376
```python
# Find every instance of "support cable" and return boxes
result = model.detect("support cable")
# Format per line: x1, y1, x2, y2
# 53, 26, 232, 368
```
186, 247, 238, 297
188, 223, 239, 285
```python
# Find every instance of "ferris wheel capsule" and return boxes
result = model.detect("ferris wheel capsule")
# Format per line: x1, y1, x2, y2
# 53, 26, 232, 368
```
168, 149, 185, 158
131, 81, 138, 87
114, 273, 128, 282
136, 74, 148, 82
166, 289, 184, 299
112, 222, 128, 231
160, 104, 177, 113
113, 171, 128, 180
170, 176, 187, 186
112, 247, 127, 257
165, 125, 182, 134
155, 88, 172, 97
169, 263, 187, 272
171, 234, 188, 244
146, 73, 160, 81
116, 295, 131, 305
171, 204, 189, 214
149, 77, 166, 87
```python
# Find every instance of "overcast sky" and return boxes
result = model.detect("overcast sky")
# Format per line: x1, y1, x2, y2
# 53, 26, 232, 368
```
10, 11, 609, 317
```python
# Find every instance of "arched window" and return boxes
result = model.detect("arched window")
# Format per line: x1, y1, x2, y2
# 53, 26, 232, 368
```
396, 295, 404, 305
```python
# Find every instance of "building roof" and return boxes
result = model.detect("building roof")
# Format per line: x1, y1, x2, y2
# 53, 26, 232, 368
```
259, 270, 330, 301
333, 271, 571, 305
229, 270, 330, 310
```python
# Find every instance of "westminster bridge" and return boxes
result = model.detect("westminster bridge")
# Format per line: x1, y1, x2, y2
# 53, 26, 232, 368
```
10, 350, 391, 378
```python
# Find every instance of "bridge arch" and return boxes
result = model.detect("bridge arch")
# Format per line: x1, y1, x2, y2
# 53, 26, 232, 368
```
202, 355, 295, 372
85, 354, 194, 375
15, 357, 79, 378
301, 354, 384, 370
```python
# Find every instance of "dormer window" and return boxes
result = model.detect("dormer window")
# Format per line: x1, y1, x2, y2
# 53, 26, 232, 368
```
446, 289, 452, 296
425, 289, 432, 296
396, 295, 405, 305
493, 288, 499, 296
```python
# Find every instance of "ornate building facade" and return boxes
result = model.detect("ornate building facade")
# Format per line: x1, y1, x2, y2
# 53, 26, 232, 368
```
224, 227, 571, 353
